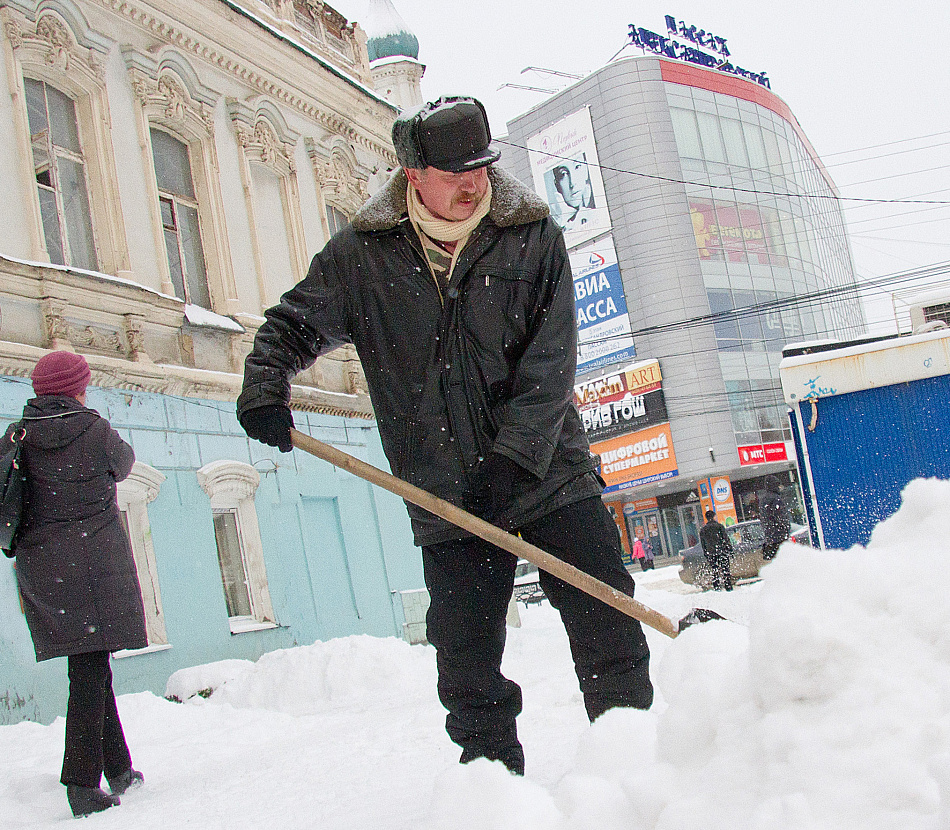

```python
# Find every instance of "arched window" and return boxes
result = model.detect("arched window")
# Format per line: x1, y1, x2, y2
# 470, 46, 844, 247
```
6, 5, 130, 274
305, 139, 369, 245
125, 50, 239, 315
115, 461, 169, 651
325, 204, 350, 237
24, 78, 97, 270
150, 128, 210, 308
196, 460, 276, 633
229, 102, 306, 310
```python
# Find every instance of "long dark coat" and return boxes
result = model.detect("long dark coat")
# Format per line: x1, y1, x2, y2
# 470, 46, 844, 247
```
7, 395, 147, 661
238, 166, 600, 546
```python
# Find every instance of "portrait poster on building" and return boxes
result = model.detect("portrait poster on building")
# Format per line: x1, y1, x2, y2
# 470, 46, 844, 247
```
526, 107, 612, 249
570, 237, 636, 374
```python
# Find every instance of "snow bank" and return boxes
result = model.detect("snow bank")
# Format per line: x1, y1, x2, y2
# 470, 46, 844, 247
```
5, 479, 950, 829
536, 478, 950, 830
172, 634, 437, 715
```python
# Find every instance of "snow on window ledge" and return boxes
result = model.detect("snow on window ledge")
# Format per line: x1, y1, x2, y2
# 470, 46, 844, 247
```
113, 643, 173, 659
184, 303, 246, 332
228, 618, 279, 635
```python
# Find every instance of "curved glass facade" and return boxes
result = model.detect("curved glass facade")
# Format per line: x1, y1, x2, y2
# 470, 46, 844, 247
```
665, 82, 864, 447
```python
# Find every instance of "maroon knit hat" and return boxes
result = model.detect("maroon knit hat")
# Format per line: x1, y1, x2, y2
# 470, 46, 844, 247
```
31, 351, 91, 398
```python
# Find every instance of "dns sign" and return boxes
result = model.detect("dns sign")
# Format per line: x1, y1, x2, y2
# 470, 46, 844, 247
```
713, 478, 732, 504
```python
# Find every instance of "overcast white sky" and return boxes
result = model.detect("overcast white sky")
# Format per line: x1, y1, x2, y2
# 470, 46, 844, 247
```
337, 1, 950, 333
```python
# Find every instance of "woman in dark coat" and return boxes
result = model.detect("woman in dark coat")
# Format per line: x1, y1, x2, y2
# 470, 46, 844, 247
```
7, 351, 147, 817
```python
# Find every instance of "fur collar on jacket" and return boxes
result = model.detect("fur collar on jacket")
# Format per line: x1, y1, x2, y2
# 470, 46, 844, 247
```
351, 166, 550, 233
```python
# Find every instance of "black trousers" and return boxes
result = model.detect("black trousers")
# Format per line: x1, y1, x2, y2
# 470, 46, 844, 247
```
422, 496, 653, 772
762, 540, 781, 561
60, 651, 132, 789
704, 553, 734, 591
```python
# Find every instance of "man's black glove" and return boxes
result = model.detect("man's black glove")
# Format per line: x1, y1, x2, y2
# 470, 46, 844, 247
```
239, 405, 294, 453
471, 452, 532, 525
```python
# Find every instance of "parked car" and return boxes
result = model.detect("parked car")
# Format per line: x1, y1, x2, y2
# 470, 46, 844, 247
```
678, 520, 811, 589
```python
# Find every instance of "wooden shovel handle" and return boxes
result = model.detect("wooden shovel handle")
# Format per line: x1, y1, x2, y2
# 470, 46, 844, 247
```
290, 429, 680, 639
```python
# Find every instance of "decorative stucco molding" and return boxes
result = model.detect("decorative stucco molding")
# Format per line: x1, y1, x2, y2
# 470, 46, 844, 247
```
96, 0, 396, 163
306, 137, 370, 215
197, 459, 260, 503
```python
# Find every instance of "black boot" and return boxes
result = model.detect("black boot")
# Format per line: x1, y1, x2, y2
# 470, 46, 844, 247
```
459, 743, 525, 776
66, 785, 120, 817
107, 768, 144, 796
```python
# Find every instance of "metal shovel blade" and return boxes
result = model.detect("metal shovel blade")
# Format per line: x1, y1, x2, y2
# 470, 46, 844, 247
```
677, 608, 728, 632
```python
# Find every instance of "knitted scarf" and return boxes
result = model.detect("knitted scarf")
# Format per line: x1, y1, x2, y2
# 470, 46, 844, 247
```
407, 178, 492, 293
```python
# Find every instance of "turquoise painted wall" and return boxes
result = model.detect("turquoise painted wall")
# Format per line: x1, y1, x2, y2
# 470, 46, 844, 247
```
0, 373, 423, 724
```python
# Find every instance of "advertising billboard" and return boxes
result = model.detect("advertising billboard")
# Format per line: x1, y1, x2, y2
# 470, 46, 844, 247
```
575, 359, 667, 442
689, 201, 773, 265
698, 476, 739, 525
570, 237, 635, 373
527, 108, 612, 250
591, 422, 679, 494
737, 442, 789, 466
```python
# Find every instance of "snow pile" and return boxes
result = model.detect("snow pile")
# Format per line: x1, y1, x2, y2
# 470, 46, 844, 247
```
4, 478, 950, 829
168, 634, 437, 715
511, 476, 950, 830
164, 658, 254, 702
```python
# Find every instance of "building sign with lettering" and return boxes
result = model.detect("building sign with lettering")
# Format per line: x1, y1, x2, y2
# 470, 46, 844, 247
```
628, 15, 769, 89
698, 475, 739, 525
737, 442, 789, 466
592, 422, 679, 494
570, 237, 636, 374
575, 359, 667, 443
689, 202, 773, 265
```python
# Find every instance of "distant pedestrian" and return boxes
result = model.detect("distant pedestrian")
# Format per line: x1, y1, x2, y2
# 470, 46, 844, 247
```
642, 538, 655, 570
699, 509, 734, 591
4, 351, 147, 817
760, 475, 791, 561
632, 537, 649, 571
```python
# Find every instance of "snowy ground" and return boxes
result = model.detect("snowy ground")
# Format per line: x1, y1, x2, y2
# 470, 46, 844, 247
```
4, 478, 950, 829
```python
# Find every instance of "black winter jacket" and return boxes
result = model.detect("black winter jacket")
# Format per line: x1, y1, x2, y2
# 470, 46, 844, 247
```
700, 519, 733, 559
760, 488, 790, 544
9, 396, 147, 661
238, 167, 600, 545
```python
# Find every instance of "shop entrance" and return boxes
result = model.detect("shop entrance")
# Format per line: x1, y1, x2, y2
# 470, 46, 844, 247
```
624, 510, 668, 560
662, 503, 703, 556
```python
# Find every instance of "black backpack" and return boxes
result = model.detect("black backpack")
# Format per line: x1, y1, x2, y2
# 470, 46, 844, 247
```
0, 421, 26, 557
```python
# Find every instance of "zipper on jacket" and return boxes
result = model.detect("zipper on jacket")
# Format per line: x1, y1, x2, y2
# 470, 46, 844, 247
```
401, 220, 445, 307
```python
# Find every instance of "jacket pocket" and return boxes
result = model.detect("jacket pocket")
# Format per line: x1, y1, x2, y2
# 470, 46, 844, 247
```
460, 267, 536, 351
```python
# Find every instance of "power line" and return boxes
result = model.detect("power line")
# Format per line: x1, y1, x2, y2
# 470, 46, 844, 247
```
833, 163, 950, 190
818, 129, 950, 161
497, 138, 950, 206
819, 139, 950, 169
576, 261, 950, 349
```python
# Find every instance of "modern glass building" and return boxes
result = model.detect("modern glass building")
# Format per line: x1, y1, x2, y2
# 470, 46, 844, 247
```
664, 63, 864, 451
503, 53, 865, 561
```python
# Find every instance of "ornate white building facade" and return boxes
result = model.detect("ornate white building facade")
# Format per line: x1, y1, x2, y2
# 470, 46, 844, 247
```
0, 0, 403, 400
0, 0, 426, 724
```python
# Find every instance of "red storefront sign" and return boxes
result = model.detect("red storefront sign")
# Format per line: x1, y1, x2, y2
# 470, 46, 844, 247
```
737, 442, 788, 466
